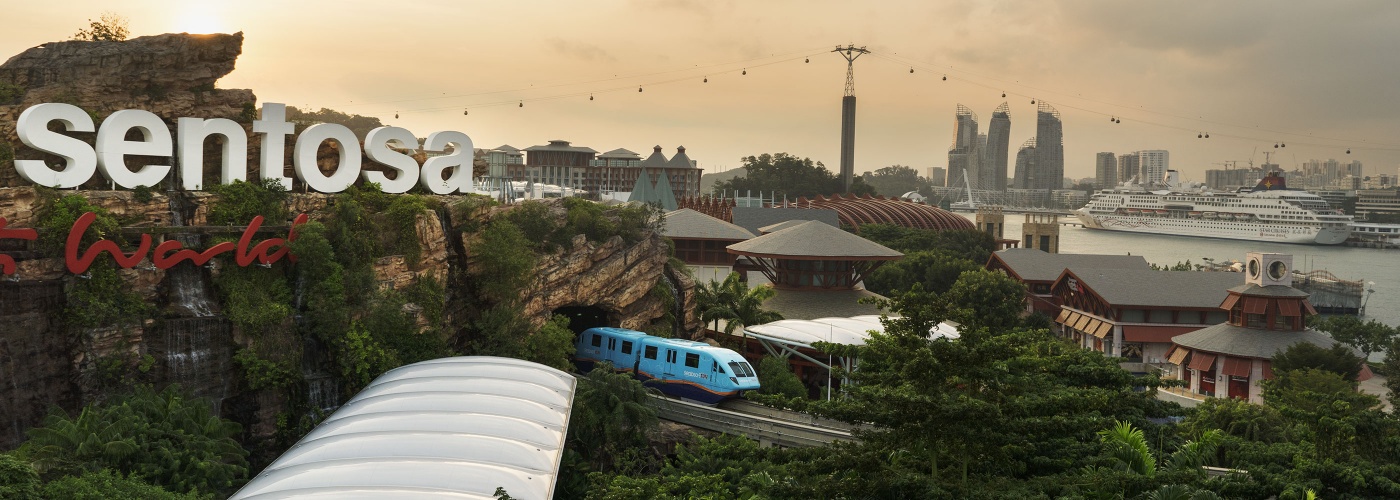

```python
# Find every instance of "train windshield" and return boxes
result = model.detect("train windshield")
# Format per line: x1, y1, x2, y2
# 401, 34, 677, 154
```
728, 361, 755, 378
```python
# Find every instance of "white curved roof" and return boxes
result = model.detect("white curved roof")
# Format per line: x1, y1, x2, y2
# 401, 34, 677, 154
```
232, 357, 577, 500
744, 315, 959, 348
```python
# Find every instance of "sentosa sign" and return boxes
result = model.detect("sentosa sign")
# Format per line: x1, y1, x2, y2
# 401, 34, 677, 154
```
12, 103, 473, 194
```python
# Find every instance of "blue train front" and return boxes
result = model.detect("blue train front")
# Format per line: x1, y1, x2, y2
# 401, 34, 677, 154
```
574, 327, 760, 404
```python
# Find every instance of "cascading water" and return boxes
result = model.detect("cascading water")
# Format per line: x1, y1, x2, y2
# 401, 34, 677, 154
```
166, 194, 217, 318
160, 192, 230, 411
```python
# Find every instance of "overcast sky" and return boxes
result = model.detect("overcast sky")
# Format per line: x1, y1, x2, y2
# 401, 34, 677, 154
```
6, 0, 1400, 183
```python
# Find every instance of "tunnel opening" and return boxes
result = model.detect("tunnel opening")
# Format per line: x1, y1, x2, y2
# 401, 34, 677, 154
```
551, 305, 611, 335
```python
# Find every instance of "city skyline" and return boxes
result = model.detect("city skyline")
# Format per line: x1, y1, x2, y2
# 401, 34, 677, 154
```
5, 1, 1400, 184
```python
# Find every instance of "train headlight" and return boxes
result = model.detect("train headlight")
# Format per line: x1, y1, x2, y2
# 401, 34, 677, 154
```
730, 377, 738, 384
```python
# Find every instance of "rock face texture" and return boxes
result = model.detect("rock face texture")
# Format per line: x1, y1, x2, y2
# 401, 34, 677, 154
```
0, 33, 255, 189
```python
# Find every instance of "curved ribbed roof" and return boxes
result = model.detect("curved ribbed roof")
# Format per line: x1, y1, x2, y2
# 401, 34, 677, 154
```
727, 220, 902, 260
792, 194, 975, 232
745, 315, 959, 348
231, 357, 576, 500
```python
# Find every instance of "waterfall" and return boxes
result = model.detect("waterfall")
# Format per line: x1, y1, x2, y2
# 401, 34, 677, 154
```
162, 318, 232, 413
305, 375, 340, 413
165, 193, 217, 317
662, 270, 684, 338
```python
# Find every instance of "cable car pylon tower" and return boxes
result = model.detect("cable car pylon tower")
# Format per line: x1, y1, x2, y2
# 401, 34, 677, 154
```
833, 44, 869, 192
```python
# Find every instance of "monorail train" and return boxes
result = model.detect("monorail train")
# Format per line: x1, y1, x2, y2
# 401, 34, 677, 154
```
574, 327, 760, 404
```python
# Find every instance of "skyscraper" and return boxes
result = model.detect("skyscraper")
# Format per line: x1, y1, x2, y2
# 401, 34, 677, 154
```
1138, 150, 1169, 184
1012, 137, 1037, 189
1096, 152, 1117, 188
1118, 153, 1140, 183
985, 102, 1011, 191
948, 104, 981, 188
1032, 102, 1064, 192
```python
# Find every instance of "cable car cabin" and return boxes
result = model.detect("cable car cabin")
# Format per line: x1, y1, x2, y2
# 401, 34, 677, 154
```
574, 327, 648, 373
573, 327, 759, 404
636, 337, 759, 405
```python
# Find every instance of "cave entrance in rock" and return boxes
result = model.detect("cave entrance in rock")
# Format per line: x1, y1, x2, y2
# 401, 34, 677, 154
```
552, 306, 611, 334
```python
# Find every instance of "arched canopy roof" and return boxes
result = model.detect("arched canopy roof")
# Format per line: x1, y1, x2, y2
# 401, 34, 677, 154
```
231, 357, 576, 500
745, 315, 960, 348
793, 194, 975, 232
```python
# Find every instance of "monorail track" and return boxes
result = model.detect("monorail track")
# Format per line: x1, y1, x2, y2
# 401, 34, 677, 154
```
647, 395, 857, 448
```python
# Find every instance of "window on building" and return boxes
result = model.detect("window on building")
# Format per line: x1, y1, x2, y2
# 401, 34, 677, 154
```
1247, 314, 1267, 328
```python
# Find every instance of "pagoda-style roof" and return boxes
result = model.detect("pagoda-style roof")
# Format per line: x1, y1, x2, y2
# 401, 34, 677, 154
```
727, 221, 902, 260
991, 248, 1150, 283
731, 207, 840, 236
662, 209, 755, 241
1173, 322, 1349, 360
758, 220, 811, 234
639, 145, 669, 168
494, 144, 521, 153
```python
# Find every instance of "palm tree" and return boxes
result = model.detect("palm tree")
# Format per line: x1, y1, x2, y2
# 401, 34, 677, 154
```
725, 278, 782, 336
1098, 420, 1156, 477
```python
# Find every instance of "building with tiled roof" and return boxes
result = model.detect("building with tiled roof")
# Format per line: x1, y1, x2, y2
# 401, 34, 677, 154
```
728, 220, 901, 290
986, 248, 1151, 315
1167, 253, 1370, 403
662, 209, 755, 283
503, 141, 702, 201
1049, 268, 1240, 370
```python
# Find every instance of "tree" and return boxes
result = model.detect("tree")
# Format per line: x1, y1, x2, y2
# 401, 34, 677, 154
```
711, 153, 875, 198
568, 365, 658, 471
861, 165, 931, 198
937, 268, 1027, 331
71, 13, 130, 42
0, 453, 41, 499
756, 356, 807, 399
18, 386, 248, 496
40, 469, 199, 499
1271, 342, 1364, 382
694, 272, 782, 336
1311, 315, 1396, 360
864, 250, 982, 297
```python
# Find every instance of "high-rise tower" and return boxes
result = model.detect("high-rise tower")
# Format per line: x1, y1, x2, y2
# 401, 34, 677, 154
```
1096, 152, 1118, 188
985, 102, 1011, 191
948, 104, 980, 189
1033, 102, 1064, 191
833, 45, 868, 192
1012, 137, 1037, 189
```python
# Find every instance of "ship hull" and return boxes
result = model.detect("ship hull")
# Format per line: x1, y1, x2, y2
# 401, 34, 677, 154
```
1076, 211, 1349, 245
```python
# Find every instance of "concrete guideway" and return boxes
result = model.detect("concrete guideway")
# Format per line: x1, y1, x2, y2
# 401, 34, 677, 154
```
648, 395, 857, 448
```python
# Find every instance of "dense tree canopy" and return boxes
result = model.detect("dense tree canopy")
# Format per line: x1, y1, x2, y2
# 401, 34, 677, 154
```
861, 165, 934, 198
711, 153, 876, 199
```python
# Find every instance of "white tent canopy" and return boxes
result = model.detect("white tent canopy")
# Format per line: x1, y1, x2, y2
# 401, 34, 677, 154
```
231, 357, 577, 500
744, 315, 959, 349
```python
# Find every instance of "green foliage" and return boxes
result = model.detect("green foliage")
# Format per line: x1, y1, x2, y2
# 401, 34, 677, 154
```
335, 322, 399, 391
1098, 420, 1156, 477
288, 221, 350, 342
569, 366, 659, 471
693, 272, 781, 337
0, 453, 41, 499
238, 102, 256, 124
859, 224, 996, 261
1386, 335, 1400, 412
213, 261, 293, 335
285, 106, 385, 139
37, 194, 118, 255
361, 286, 453, 366
40, 469, 199, 499
1271, 342, 1364, 381
233, 348, 297, 391
0, 82, 24, 104
864, 250, 982, 297
860, 165, 934, 197
64, 262, 152, 328
19, 386, 247, 496
206, 178, 289, 226
1311, 314, 1397, 359
522, 314, 577, 372
384, 195, 428, 265
711, 152, 876, 198
71, 12, 129, 42
471, 220, 537, 303
496, 199, 662, 254
131, 184, 154, 204
937, 268, 1028, 331
756, 356, 806, 399
450, 194, 499, 233
1181, 397, 1285, 443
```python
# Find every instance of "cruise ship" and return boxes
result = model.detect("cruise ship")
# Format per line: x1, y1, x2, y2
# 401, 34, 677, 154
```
1075, 172, 1352, 245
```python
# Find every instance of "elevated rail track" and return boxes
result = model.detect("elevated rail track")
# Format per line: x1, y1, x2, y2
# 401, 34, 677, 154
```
647, 395, 857, 448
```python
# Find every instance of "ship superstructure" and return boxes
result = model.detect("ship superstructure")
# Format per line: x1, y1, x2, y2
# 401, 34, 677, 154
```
1075, 172, 1352, 245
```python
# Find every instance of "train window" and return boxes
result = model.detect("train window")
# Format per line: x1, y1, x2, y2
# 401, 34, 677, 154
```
666, 350, 677, 363
684, 353, 700, 368
728, 361, 756, 377
590, 334, 602, 347
621, 341, 633, 355
644, 345, 657, 359
608, 338, 616, 350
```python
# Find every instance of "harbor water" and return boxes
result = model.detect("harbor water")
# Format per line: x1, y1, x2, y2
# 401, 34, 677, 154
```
960, 213, 1399, 334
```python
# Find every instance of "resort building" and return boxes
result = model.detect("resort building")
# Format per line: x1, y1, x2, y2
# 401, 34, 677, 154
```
728, 220, 902, 320
1167, 253, 1371, 403
985, 248, 1150, 316
503, 141, 702, 200
661, 209, 756, 283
